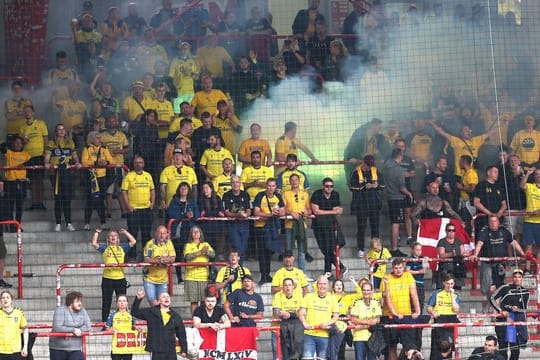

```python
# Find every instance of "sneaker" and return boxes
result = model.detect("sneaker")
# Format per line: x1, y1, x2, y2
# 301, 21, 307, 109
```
391, 249, 408, 258
0, 279, 12, 288
406, 237, 414, 245
358, 250, 365, 258
259, 276, 272, 285
67, 223, 76, 232
305, 252, 314, 263
54, 224, 61, 232
341, 265, 349, 277
83, 224, 91, 231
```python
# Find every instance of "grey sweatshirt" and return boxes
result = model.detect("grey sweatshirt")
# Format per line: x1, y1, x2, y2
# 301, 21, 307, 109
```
49, 305, 92, 351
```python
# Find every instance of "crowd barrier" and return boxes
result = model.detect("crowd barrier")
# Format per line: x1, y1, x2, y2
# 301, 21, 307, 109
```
0, 220, 23, 298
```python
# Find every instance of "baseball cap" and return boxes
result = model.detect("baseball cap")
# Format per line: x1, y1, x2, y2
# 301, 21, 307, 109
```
282, 250, 295, 258
513, 268, 524, 275
242, 274, 254, 281
173, 148, 183, 155
132, 81, 144, 88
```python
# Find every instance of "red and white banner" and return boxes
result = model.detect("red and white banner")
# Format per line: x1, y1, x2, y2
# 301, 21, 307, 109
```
417, 218, 474, 271
198, 327, 259, 359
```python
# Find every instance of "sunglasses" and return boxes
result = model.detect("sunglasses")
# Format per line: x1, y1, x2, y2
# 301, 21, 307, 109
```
324, 184, 334, 188
447, 229, 456, 232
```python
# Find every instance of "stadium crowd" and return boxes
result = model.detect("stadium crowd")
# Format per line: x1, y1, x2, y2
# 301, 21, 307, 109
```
0, 0, 539, 359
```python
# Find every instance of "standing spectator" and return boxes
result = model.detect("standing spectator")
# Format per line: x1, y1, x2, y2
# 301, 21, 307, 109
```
142, 226, 175, 306
180, 0, 213, 51
510, 114, 540, 168
55, 81, 87, 150
241, 150, 273, 202
0, 219, 12, 288
149, 0, 182, 53
365, 237, 391, 290
3, 136, 30, 231
4, 80, 32, 143
120, 156, 155, 260
164, 119, 193, 165
323, 39, 349, 82
198, 182, 225, 251
311, 177, 349, 276
271, 250, 309, 297
193, 289, 231, 329
19, 105, 48, 210
50, 291, 91, 360
159, 149, 198, 213
45, 124, 80, 232
238, 123, 272, 168
244, 6, 272, 62
45, 51, 79, 104
131, 289, 187, 359
299, 275, 339, 359
307, 21, 333, 72
380, 258, 422, 360
468, 336, 505, 360
222, 176, 252, 257
429, 120, 490, 177
472, 215, 525, 313
383, 148, 414, 257
280, 36, 306, 75
99, 6, 128, 53
123, 2, 147, 41
427, 273, 460, 360
229, 56, 262, 116
91, 228, 136, 323
349, 154, 384, 257
168, 182, 199, 283
490, 268, 530, 360
169, 42, 200, 105
272, 277, 304, 360
282, 174, 312, 271
292, 0, 325, 48
436, 223, 468, 290
105, 295, 136, 360
214, 248, 252, 303
276, 153, 311, 193
499, 154, 526, 244
455, 155, 478, 231
521, 168, 540, 273
213, 100, 241, 156
148, 84, 175, 148
0, 290, 28, 358
423, 155, 453, 203
412, 182, 463, 225
131, 110, 161, 183
81, 131, 114, 230
196, 35, 235, 87
224, 274, 264, 327
349, 281, 381, 360
216, 10, 245, 62
135, 28, 169, 74
408, 242, 427, 309
394, 138, 416, 245
199, 133, 234, 181
100, 114, 130, 219
275, 121, 319, 175
89, 77, 120, 121
191, 76, 229, 119
184, 226, 215, 314
406, 114, 434, 182
473, 166, 507, 234
253, 178, 285, 284
341, 0, 370, 56
344, 118, 390, 176
121, 81, 147, 125
212, 158, 234, 199
191, 112, 222, 167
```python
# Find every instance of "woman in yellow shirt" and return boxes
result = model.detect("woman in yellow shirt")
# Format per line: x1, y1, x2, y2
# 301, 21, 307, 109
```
183, 226, 215, 315
81, 131, 114, 230
105, 294, 136, 360
349, 282, 381, 360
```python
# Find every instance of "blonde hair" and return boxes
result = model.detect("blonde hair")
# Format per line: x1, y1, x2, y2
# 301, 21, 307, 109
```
369, 237, 382, 249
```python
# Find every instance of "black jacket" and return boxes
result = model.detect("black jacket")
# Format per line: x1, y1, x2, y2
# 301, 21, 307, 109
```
131, 297, 187, 354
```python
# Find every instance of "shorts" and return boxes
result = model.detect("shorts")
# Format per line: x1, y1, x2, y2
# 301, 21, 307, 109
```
26, 156, 44, 178
185, 280, 208, 303
505, 214, 524, 237
388, 200, 405, 224
523, 222, 540, 246
143, 280, 168, 303
479, 262, 504, 294
404, 194, 414, 209
381, 316, 416, 347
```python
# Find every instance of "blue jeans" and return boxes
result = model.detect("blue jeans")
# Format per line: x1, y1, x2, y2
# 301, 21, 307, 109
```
143, 280, 168, 304
229, 222, 250, 256
50, 349, 83, 360
303, 334, 328, 359
285, 228, 306, 271
354, 340, 376, 360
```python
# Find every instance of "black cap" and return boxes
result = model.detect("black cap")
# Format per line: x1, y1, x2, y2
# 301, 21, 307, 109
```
282, 250, 295, 258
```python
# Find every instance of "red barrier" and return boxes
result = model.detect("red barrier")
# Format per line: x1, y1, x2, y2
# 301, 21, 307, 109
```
0, 220, 23, 298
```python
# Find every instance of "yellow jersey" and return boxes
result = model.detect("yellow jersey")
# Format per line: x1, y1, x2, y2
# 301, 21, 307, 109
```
448, 135, 485, 176
380, 271, 416, 316
349, 298, 382, 341
524, 183, 540, 224
159, 165, 198, 205
238, 138, 271, 168
4, 149, 30, 181
19, 119, 48, 157
199, 147, 234, 179
301, 292, 339, 338
271, 267, 309, 298
5, 97, 32, 135
191, 89, 228, 118
121, 171, 154, 209
510, 129, 540, 165
240, 165, 273, 201
0, 307, 27, 354
143, 239, 175, 284
282, 190, 310, 229
100, 130, 129, 164
183, 241, 215, 281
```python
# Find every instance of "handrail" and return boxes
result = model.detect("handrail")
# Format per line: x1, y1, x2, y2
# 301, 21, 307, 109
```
0, 163, 130, 172
0, 220, 23, 298
56, 261, 227, 306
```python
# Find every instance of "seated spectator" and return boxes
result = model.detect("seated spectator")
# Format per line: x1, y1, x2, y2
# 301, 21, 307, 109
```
183, 226, 215, 314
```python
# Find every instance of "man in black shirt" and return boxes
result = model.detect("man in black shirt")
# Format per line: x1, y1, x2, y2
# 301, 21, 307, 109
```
490, 268, 529, 360
473, 166, 507, 235
473, 216, 524, 312
223, 175, 252, 258
468, 336, 505, 360
193, 289, 231, 330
